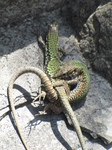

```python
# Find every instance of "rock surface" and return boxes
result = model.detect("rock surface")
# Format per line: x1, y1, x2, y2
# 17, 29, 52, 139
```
0, 1, 112, 150
80, 2, 112, 85
0, 0, 66, 27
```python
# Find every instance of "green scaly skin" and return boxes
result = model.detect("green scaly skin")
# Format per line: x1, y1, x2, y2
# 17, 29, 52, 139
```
45, 21, 60, 81
45, 21, 90, 150
53, 60, 90, 103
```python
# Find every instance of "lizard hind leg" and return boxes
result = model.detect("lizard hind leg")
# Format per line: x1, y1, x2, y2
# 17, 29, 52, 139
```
33, 91, 46, 104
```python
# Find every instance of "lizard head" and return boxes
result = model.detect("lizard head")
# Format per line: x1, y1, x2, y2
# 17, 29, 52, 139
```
53, 61, 84, 80
53, 61, 78, 79
49, 20, 58, 34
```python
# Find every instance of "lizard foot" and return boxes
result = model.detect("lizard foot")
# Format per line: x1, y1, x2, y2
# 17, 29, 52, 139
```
35, 103, 50, 116
33, 91, 46, 104
35, 111, 46, 116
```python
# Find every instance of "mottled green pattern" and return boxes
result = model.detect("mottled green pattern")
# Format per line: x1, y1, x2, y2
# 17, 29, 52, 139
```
47, 58, 60, 79
41, 21, 90, 150
46, 21, 88, 150
46, 21, 90, 103
53, 60, 90, 103
69, 61, 90, 103
45, 21, 60, 80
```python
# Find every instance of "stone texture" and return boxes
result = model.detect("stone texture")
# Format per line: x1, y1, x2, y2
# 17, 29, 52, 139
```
0, 0, 112, 150
79, 2, 112, 85
0, 0, 66, 27
66, 69, 112, 144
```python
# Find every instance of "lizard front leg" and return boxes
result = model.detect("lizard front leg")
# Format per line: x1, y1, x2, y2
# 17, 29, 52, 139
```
34, 80, 70, 115
33, 91, 46, 103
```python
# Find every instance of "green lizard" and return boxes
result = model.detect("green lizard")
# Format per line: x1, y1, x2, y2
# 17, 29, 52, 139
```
8, 21, 90, 150
34, 21, 90, 150
37, 21, 90, 150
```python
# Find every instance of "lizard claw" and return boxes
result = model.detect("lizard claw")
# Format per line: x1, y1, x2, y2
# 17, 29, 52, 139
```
33, 91, 46, 104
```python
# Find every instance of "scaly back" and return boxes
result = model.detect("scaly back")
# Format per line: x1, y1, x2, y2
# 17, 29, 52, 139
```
45, 21, 60, 80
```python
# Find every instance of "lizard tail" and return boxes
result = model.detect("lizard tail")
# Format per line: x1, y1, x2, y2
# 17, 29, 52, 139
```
55, 86, 86, 150
8, 67, 58, 150
8, 74, 29, 150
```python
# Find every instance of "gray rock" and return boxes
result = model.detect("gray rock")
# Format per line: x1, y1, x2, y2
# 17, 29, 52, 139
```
0, 1, 112, 150
80, 2, 112, 85
66, 70, 112, 144
0, 0, 66, 27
